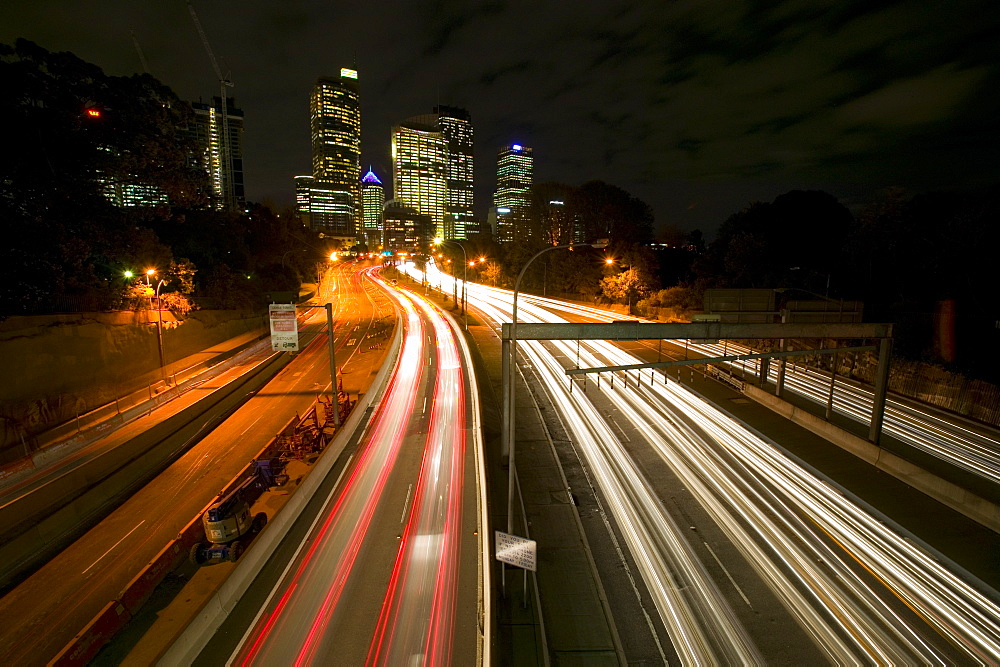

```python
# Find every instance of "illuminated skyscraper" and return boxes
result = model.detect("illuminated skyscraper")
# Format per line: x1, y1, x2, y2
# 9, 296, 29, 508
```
383, 201, 433, 251
494, 143, 532, 211
361, 167, 385, 248
294, 175, 314, 222
392, 116, 448, 239
494, 143, 533, 242
190, 96, 245, 211
434, 106, 474, 240
309, 69, 361, 235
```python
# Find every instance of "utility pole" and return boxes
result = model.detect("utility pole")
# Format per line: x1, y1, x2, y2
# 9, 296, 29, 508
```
325, 303, 341, 427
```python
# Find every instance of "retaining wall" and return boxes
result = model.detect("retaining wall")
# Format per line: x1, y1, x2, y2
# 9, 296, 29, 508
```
743, 383, 1000, 533
0, 310, 266, 459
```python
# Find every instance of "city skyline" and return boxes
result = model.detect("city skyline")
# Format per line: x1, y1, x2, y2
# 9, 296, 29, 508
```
3, 2, 998, 235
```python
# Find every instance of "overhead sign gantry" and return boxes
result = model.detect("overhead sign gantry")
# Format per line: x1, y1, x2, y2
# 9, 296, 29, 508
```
501, 320, 893, 444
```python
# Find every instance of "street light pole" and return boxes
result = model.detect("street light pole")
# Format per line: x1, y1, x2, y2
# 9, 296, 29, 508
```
504, 240, 607, 537
280, 248, 305, 268
154, 279, 166, 382
435, 239, 468, 330
325, 303, 341, 427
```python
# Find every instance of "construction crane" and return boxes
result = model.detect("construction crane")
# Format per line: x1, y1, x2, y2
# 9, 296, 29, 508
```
130, 28, 150, 75
188, 1, 235, 211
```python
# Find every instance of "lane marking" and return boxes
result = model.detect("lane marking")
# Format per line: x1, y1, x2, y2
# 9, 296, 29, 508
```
400, 484, 413, 523
608, 415, 631, 442
83, 520, 146, 574
704, 541, 753, 608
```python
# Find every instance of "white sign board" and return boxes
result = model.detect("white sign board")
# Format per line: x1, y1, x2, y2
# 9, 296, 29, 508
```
495, 531, 537, 571
269, 303, 299, 352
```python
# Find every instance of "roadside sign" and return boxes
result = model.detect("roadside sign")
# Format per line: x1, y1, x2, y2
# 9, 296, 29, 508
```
269, 303, 299, 352
495, 531, 537, 571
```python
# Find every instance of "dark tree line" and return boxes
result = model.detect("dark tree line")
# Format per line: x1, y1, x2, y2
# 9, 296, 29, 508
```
692, 188, 1000, 380
0, 39, 319, 318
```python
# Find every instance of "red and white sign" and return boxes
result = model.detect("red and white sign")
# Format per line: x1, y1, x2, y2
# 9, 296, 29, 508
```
269, 304, 299, 352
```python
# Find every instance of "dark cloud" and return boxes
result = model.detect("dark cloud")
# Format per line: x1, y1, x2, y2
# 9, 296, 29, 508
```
3, 0, 998, 234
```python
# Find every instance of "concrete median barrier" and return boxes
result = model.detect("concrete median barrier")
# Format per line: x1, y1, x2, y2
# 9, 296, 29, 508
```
48, 600, 131, 667
158, 314, 403, 666
119, 541, 187, 617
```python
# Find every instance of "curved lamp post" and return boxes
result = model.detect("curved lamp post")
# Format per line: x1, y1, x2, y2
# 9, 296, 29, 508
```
504, 240, 608, 537
129, 269, 168, 383
280, 248, 306, 268
434, 238, 468, 330
154, 279, 167, 381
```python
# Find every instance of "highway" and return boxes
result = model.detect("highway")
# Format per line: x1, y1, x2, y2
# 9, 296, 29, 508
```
512, 295, 1000, 489
192, 269, 487, 665
689, 338, 1000, 486
415, 262, 1000, 663
0, 261, 388, 664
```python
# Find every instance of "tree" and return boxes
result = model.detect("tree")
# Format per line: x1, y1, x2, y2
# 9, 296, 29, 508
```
568, 180, 655, 244
601, 267, 654, 312
695, 191, 853, 291
0, 39, 206, 316
482, 262, 503, 287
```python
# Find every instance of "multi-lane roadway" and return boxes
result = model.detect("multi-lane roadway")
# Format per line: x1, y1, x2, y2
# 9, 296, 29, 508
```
0, 261, 391, 664
187, 268, 488, 665
415, 261, 1000, 663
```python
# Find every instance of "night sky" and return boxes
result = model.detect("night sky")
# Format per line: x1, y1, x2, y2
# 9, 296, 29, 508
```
3, 1, 998, 236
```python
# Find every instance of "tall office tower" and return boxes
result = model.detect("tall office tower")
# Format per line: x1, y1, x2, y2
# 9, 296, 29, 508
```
190, 96, 246, 211
309, 182, 354, 244
493, 143, 533, 242
294, 175, 314, 225
383, 201, 433, 252
392, 116, 448, 239
361, 168, 385, 249
310, 68, 361, 236
434, 106, 474, 240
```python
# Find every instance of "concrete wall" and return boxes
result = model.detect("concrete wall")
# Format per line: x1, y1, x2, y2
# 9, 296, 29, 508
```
0, 310, 266, 458
743, 383, 1000, 533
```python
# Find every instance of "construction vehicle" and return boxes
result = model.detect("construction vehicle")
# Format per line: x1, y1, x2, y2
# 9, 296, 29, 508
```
190, 473, 268, 565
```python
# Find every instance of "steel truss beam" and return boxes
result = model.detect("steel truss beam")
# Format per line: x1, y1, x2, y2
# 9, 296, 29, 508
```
500, 320, 893, 444
564, 344, 876, 375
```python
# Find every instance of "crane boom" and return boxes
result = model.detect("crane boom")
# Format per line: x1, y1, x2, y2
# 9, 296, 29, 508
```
130, 29, 150, 75
187, 1, 227, 84
187, 1, 236, 211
